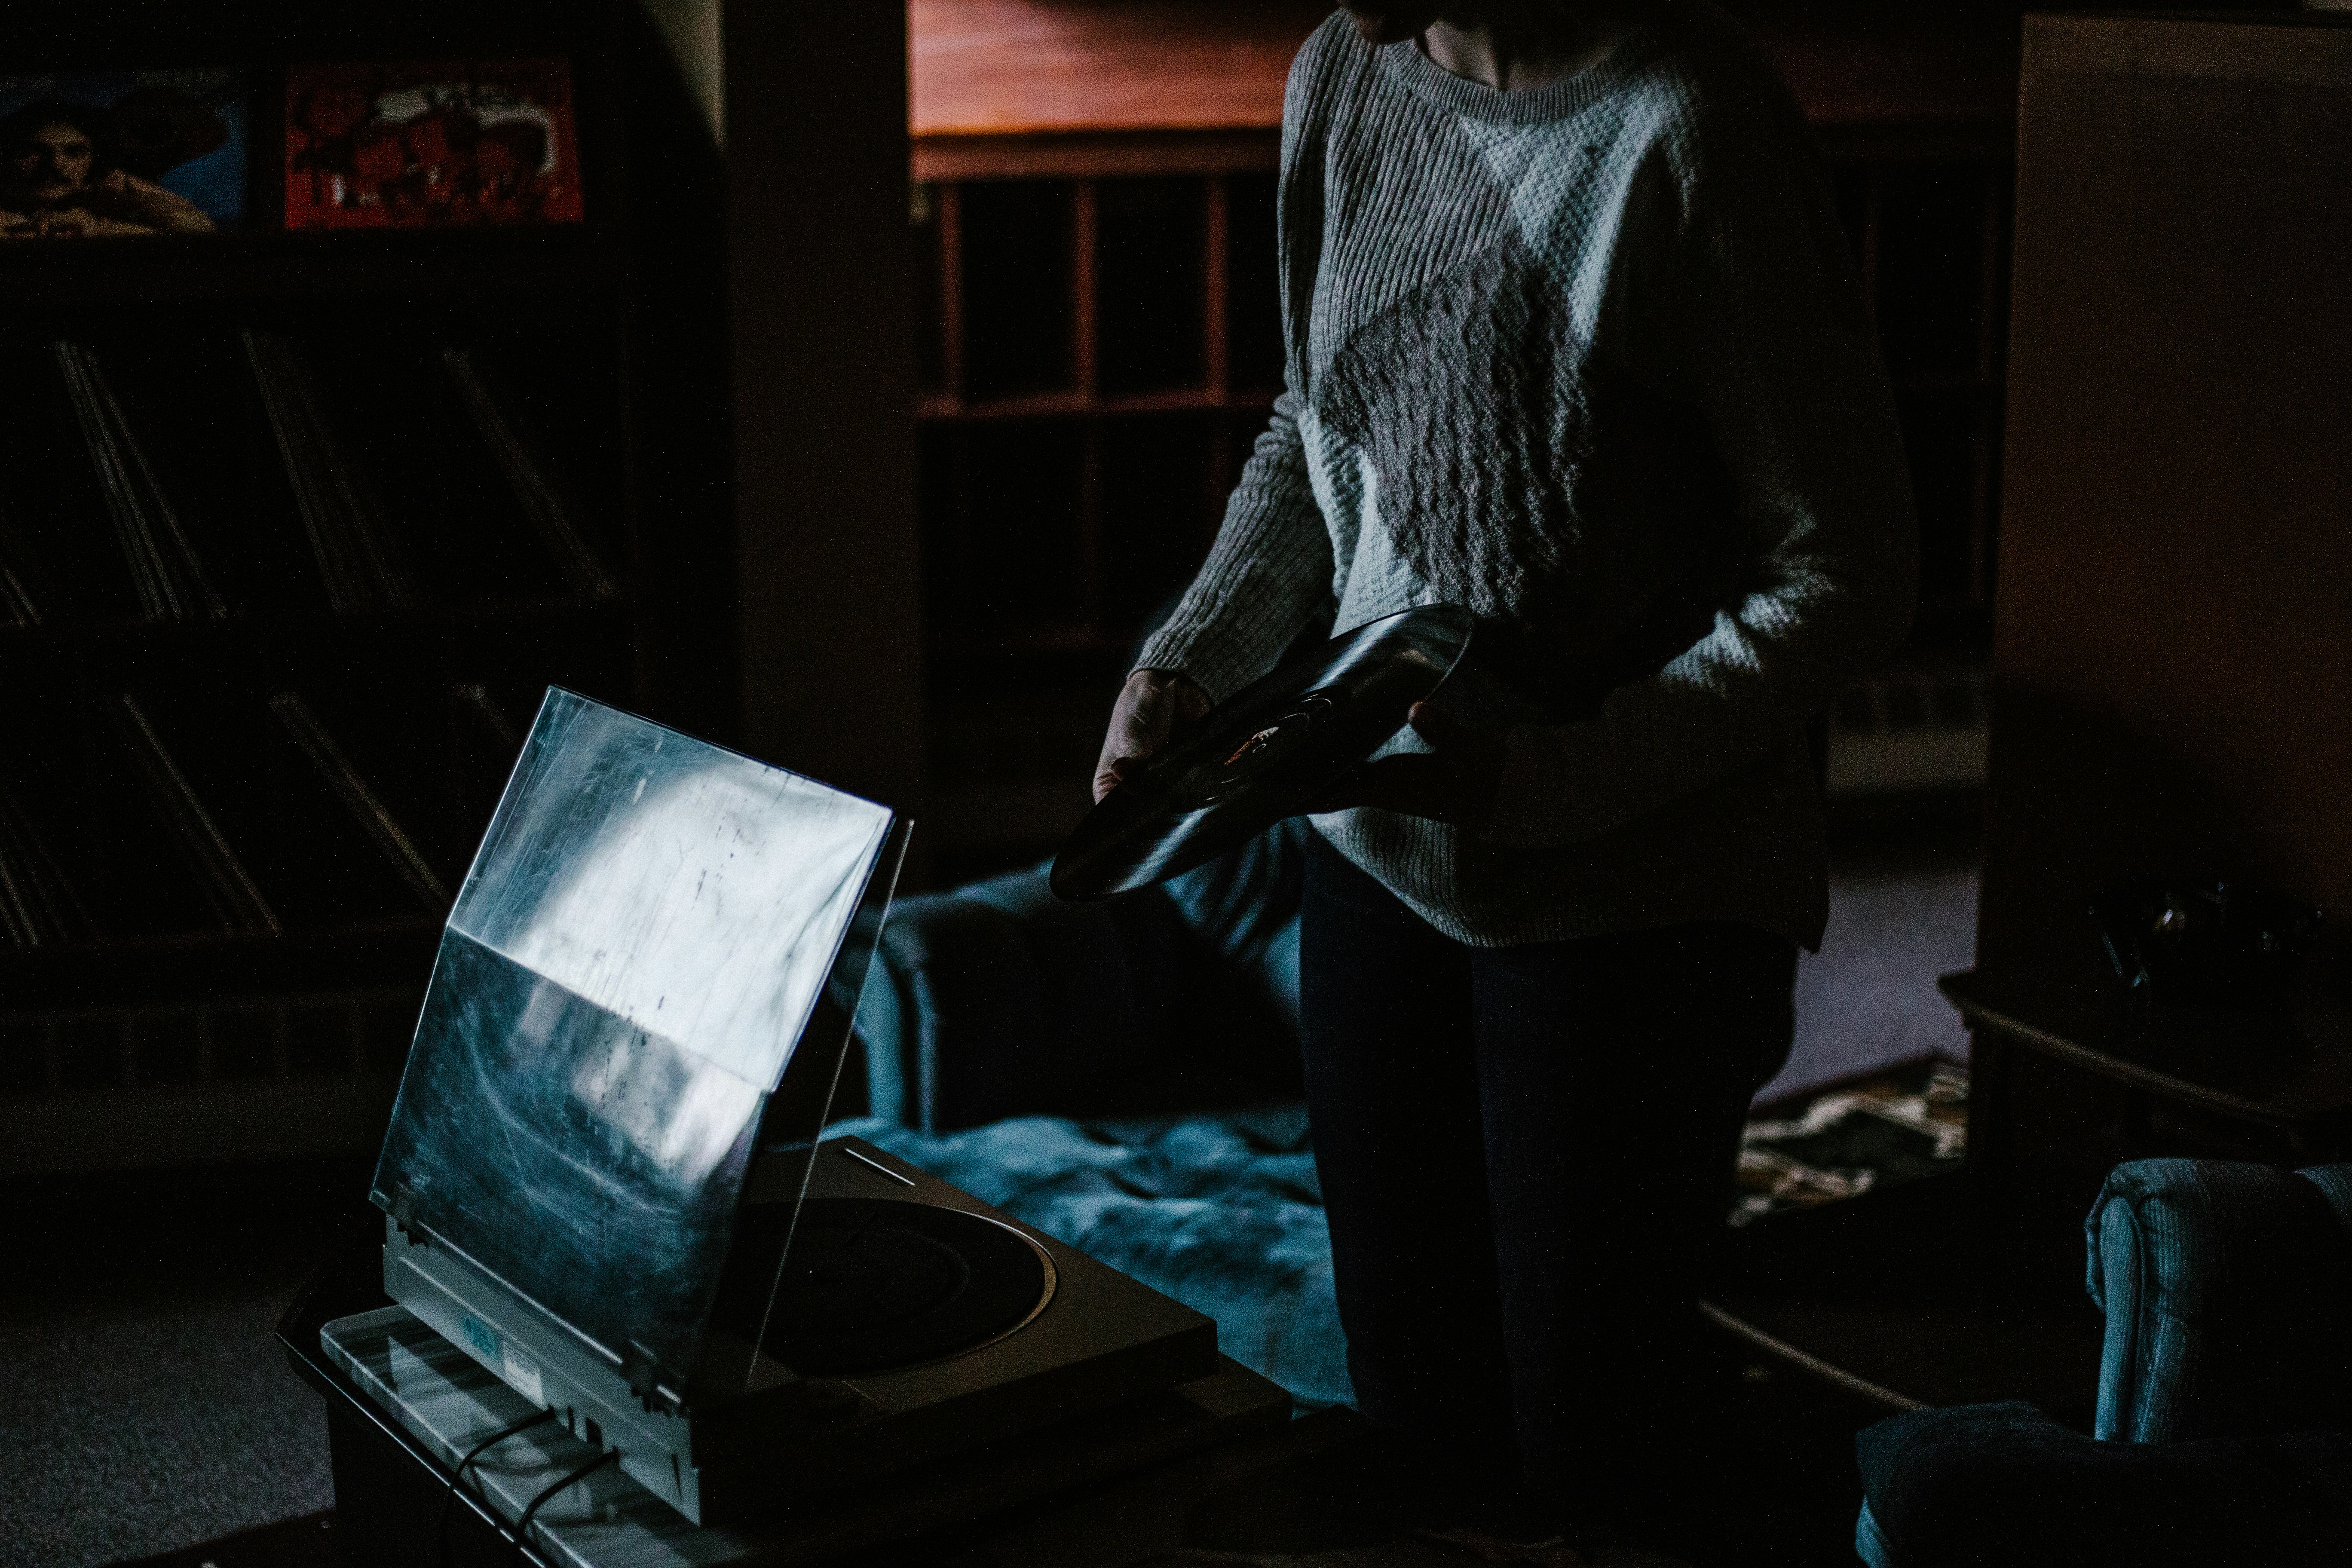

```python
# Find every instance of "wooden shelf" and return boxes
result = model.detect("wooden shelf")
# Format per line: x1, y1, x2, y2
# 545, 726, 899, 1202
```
914, 162, 1281, 718
910, 0, 1320, 140
1946, 968, 2352, 1137
908, 0, 2021, 145
914, 129, 1280, 185
0, 1066, 407, 1176
0, 920, 440, 1013
922, 386, 1278, 423
0, 227, 627, 310
0, 596, 621, 646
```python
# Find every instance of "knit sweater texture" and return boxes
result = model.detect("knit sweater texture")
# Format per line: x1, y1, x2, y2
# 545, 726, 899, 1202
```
1133, 4, 1918, 952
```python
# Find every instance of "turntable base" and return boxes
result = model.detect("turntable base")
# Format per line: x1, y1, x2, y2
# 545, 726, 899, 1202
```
377, 1135, 1239, 1525
292, 1280, 1294, 1568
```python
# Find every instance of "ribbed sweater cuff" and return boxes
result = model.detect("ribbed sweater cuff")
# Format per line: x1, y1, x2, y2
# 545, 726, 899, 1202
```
1132, 616, 1261, 707
1130, 508, 1317, 703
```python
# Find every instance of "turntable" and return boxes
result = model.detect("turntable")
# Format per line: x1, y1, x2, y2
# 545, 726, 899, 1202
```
348, 689, 1283, 1534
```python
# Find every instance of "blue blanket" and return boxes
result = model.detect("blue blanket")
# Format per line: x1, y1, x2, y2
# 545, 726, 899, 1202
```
828, 1105, 1352, 1409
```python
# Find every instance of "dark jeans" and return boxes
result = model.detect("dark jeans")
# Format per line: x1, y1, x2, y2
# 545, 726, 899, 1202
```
1299, 831, 1798, 1531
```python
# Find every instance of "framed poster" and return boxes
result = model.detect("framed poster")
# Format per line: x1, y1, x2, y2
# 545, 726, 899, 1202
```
0, 70, 246, 239
286, 59, 583, 229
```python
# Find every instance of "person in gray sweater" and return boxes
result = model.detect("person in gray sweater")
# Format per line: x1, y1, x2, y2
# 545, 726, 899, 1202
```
1093, 1, 1917, 1557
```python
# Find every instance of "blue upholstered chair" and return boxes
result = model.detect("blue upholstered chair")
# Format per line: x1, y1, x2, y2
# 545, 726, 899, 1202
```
1855, 1159, 2352, 1567
851, 819, 1308, 1133
836, 821, 1354, 1408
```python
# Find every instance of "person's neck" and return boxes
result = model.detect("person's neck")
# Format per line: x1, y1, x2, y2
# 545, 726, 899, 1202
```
1421, 9, 1623, 92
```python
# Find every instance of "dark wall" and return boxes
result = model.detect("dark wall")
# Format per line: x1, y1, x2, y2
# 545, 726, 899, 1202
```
1979, 14, 2352, 972
725, 6, 927, 830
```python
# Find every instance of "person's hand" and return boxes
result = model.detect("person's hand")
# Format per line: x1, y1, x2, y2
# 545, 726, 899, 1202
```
88, 168, 215, 233
88, 168, 141, 210
1093, 670, 1210, 802
1309, 701, 1505, 828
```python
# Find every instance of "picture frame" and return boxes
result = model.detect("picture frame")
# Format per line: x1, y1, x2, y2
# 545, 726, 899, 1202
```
285, 58, 583, 230
0, 69, 248, 239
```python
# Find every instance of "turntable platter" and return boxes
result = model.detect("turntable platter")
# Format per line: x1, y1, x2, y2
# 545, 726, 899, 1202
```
761, 1198, 1053, 1376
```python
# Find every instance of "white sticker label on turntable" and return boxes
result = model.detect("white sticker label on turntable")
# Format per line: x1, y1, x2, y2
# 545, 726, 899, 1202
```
501, 1342, 545, 1405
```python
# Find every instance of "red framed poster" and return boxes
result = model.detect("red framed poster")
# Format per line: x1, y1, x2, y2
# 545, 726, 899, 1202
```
285, 59, 582, 229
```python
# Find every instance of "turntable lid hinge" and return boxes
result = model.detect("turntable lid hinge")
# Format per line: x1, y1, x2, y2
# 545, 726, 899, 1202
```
624, 1341, 683, 1416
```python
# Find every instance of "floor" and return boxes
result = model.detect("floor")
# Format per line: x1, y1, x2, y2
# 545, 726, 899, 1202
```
1762, 804, 1980, 1108
0, 1160, 366, 1568
100, 1374, 1889, 1568
0, 812, 1980, 1568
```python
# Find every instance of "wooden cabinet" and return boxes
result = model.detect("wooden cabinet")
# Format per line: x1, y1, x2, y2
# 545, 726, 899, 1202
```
911, 159, 1283, 875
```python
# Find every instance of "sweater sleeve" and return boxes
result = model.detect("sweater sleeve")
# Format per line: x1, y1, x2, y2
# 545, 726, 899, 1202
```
1130, 388, 1334, 703
1130, 24, 1344, 703
1483, 96, 1918, 847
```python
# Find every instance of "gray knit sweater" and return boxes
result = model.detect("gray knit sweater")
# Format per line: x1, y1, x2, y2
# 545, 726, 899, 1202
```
1134, 4, 1917, 952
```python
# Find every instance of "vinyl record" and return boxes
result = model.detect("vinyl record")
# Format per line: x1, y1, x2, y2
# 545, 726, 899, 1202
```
1052, 604, 1474, 901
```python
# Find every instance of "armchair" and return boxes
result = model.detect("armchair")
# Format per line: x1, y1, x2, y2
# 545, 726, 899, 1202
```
836, 820, 1353, 1409
851, 818, 1307, 1132
1855, 1159, 2352, 1567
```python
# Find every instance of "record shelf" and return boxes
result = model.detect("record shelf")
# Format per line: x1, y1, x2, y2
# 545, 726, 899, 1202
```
0, 0, 729, 1175
907, 0, 2020, 879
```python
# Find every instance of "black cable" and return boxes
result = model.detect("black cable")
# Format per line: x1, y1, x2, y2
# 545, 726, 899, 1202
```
435, 1409, 562, 1568
508, 1447, 621, 1565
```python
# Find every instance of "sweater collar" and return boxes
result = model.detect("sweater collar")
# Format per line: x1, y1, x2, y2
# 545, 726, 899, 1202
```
1378, 25, 1658, 125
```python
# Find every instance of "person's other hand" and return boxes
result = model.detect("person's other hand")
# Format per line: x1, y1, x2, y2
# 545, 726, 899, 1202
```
1093, 669, 1210, 802
1309, 701, 1504, 828
89, 168, 140, 207
86, 168, 168, 217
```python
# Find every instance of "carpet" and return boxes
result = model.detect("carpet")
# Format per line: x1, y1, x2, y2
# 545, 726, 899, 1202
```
1733, 1057, 1968, 1228
102, 1513, 335, 1568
